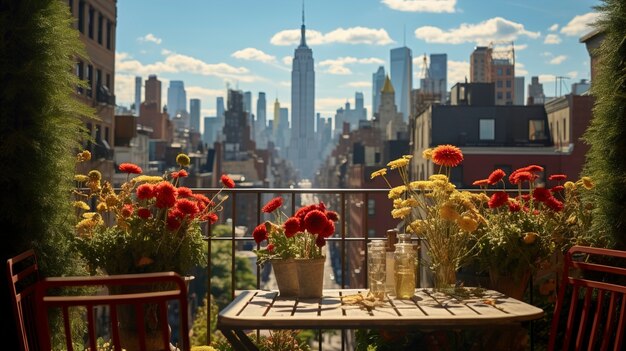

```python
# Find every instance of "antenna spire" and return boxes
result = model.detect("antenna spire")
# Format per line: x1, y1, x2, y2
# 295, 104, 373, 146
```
302, 0, 305, 26
299, 0, 307, 47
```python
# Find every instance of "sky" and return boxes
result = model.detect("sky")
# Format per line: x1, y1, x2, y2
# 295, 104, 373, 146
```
114, 0, 600, 127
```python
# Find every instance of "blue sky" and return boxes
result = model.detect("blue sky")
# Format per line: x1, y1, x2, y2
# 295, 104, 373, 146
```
114, 0, 600, 123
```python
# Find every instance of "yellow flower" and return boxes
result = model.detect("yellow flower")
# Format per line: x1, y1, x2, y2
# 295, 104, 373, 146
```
422, 148, 433, 160
176, 153, 191, 167
105, 194, 119, 207
457, 216, 479, 232
87, 170, 102, 181
393, 198, 403, 208
132, 175, 164, 183
391, 207, 412, 219
409, 180, 433, 190
523, 232, 538, 244
74, 174, 89, 182
96, 202, 108, 212
439, 203, 460, 221
429, 174, 448, 181
82, 212, 97, 219
401, 198, 419, 207
579, 176, 594, 190
370, 168, 387, 179
73, 201, 90, 210
76, 150, 91, 162
402, 154, 413, 160
407, 219, 424, 234
76, 218, 97, 237
387, 157, 409, 169
564, 181, 576, 191
388, 185, 407, 199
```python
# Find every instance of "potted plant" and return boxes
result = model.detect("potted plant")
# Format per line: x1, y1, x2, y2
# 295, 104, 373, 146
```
254, 197, 339, 298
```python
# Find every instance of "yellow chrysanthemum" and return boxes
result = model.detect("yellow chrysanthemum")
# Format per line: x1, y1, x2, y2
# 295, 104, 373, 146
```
422, 148, 433, 160
387, 158, 410, 169
105, 194, 119, 207
75, 218, 97, 237
176, 153, 191, 167
457, 216, 479, 232
564, 181, 576, 191
370, 168, 387, 179
73, 201, 90, 210
393, 198, 403, 208
132, 175, 164, 183
408, 220, 425, 234
580, 176, 594, 190
391, 207, 412, 219
76, 150, 92, 162
439, 203, 460, 221
74, 174, 89, 182
388, 185, 407, 199
429, 174, 448, 181
409, 180, 433, 190
82, 212, 97, 219
401, 198, 419, 208
96, 202, 108, 212
87, 170, 102, 181
402, 154, 413, 160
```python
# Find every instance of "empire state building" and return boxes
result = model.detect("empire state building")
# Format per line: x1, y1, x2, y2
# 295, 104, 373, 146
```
288, 8, 317, 181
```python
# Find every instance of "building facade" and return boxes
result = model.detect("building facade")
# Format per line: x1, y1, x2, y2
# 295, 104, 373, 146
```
167, 80, 187, 119
390, 46, 413, 122
372, 66, 385, 116
134, 76, 141, 116
189, 98, 200, 132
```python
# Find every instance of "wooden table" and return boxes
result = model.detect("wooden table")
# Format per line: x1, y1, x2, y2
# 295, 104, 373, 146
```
217, 288, 544, 350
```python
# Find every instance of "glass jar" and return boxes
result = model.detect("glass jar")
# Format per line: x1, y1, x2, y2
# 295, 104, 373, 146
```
394, 243, 417, 299
385, 229, 398, 295
367, 241, 386, 299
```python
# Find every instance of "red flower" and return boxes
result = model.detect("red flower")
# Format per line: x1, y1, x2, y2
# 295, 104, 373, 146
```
304, 210, 329, 235
325, 211, 339, 222
545, 197, 564, 212
316, 202, 327, 212
221, 174, 235, 188
488, 191, 509, 208
262, 197, 283, 213
166, 209, 183, 230
551, 185, 565, 193
520, 194, 531, 202
315, 235, 326, 248
431, 144, 464, 167
119, 163, 142, 174
252, 223, 268, 244
177, 187, 193, 198
136, 184, 155, 200
508, 201, 521, 212
137, 207, 151, 219
524, 165, 544, 173
533, 187, 552, 202
295, 205, 315, 221
513, 171, 534, 183
193, 193, 211, 205
472, 179, 489, 186
267, 244, 275, 253
283, 217, 301, 238
548, 174, 567, 181
172, 169, 189, 179
121, 204, 133, 218
202, 212, 218, 224
322, 220, 335, 237
176, 199, 199, 216
155, 182, 177, 208
488, 169, 506, 185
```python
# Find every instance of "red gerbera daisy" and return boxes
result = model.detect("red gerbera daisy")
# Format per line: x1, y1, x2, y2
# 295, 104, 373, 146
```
431, 144, 464, 167
261, 197, 283, 213
177, 187, 193, 198
119, 163, 142, 174
176, 199, 199, 216
283, 217, 301, 238
221, 174, 235, 188
488, 191, 509, 208
508, 200, 521, 212
166, 209, 183, 230
524, 165, 544, 173
322, 220, 335, 237
155, 182, 177, 208
137, 207, 151, 219
548, 174, 567, 181
252, 223, 268, 244
203, 212, 218, 224
472, 179, 489, 186
136, 183, 155, 200
172, 169, 189, 179
514, 171, 534, 183
550, 185, 565, 193
545, 197, 564, 212
193, 193, 211, 205
304, 210, 329, 235
487, 169, 506, 185
533, 187, 552, 202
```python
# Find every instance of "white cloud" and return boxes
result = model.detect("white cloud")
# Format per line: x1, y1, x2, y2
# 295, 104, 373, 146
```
381, 0, 457, 13
161, 49, 172, 55
231, 48, 276, 63
448, 60, 470, 86
282, 56, 292, 66
201, 109, 213, 118
544, 34, 562, 44
561, 12, 600, 36
279, 81, 290, 87
317, 98, 351, 114
344, 81, 372, 88
515, 44, 528, 51
538, 74, 555, 83
549, 24, 559, 32
137, 33, 162, 45
549, 55, 567, 65
567, 71, 579, 79
271, 27, 393, 46
114, 74, 137, 106
414, 17, 540, 45
515, 62, 528, 76
186, 86, 224, 100
319, 56, 385, 75
540, 51, 552, 57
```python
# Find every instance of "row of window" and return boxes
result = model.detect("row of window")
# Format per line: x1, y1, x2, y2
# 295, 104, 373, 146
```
76, 60, 112, 99
496, 80, 513, 88
479, 119, 547, 141
496, 91, 513, 100
69, 0, 114, 50
496, 67, 512, 76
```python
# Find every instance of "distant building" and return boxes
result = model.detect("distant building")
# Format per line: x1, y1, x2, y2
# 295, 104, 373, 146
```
390, 46, 413, 122
203, 116, 220, 146
375, 76, 405, 141
514, 77, 525, 105
421, 53, 447, 103
216, 96, 225, 127
580, 29, 605, 83
134, 76, 142, 116
288, 7, 317, 180
256, 92, 268, 148
138, 75, 173, 144
571, 79, 590, 95
333, 92, 367, 137
470, 45, 515, 105
243, 91, 252, 114
167, 80, 187, 119
189, 98, 201, 132
470, 46, 491, 83
224, 89, 254, 160
528, 76, 545, 105
372, 66, 385, 115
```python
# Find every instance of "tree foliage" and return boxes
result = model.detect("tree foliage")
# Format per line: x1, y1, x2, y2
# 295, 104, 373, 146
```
583, 0, 626, 248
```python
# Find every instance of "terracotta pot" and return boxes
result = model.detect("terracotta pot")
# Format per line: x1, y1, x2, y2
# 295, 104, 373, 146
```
295, 257, 325, 298
489, 268, 531, 300
271, 258, 299, 297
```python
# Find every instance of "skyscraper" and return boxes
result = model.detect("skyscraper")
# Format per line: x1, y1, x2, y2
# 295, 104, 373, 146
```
470, 45, 515, 105
289, 7, 316, 180
372, 66, 385, 115
189, 98, 200, 131
527, 76, 545, 105
514, 77, 525, 105
145, 74, 161, 109
224, 89, 253, 159
429, 54, 447, 102
167, 80, 187, 118
256, 92, 267, 148
390, 47, 412, 122
216, 96, 225, 127
134, 76, 142, 116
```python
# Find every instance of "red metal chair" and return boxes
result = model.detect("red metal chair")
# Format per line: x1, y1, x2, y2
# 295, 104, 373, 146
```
549, 245, 626, 351
35, 272, 191, 351
6, 249, 41, 351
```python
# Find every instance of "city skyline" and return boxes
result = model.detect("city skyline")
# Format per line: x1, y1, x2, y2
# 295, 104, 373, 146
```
114, 0, 599, 127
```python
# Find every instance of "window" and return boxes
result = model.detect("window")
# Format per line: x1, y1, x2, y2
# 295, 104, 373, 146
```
106, 20, 112, 50
529, 120, 547, 140
506, 92, 511, 100
78, 1, 85, 33
496, 80, 503, 88
479, 119, 495, 140
86, 64, 93, 97
497, 68, 503, 76
96, 68, 102, 86
97, 13, 103, 44
506, 80, 511, 88
88, 6, 95, 39
106, 73, 111, 90
497, 92, 503, 100
76, 61, 84, 94
367, 199, 375, 216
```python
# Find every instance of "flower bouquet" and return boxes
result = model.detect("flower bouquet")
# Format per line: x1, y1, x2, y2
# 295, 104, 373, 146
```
253, 197, 339, 297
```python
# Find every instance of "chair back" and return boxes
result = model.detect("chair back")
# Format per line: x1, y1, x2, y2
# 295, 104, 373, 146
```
6, 249, 41, 351
35, 272, 191, 351
549, 245, 626, 351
